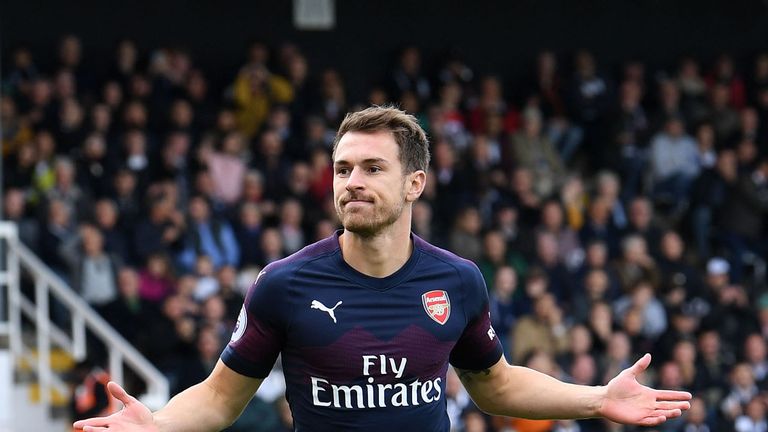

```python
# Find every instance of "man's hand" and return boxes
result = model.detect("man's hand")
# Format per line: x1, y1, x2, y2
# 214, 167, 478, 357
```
599, 353, 691, 426
73, 382, 158, 432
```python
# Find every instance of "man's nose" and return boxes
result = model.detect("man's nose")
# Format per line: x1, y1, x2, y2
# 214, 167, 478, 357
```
345, 167, 365, 191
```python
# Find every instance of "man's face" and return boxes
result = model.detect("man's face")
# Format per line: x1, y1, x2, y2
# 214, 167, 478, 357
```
333, 131, 411, 237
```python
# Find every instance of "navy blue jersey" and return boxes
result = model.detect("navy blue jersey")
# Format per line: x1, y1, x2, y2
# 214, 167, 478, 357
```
222, 232, 503, 432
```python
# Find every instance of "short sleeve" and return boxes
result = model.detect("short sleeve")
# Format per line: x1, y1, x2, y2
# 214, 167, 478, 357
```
449, 263, 504, 370
221, 265, 289, 378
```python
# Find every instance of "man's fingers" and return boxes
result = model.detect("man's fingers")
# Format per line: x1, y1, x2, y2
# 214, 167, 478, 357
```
107, 381, 136, 406
654, 408, 683, 419
655, 401, 691, 411
82, 427, 110, 432
73, 417, 111, 429
628, 353, 651, 376
656, 389, 693, 401
638, 416, 666, 427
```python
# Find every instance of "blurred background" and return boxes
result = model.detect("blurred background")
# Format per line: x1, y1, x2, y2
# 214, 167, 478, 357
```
1, 1, 768, 431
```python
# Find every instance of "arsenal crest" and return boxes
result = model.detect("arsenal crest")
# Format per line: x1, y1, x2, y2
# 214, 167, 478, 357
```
422, 290, 450, 325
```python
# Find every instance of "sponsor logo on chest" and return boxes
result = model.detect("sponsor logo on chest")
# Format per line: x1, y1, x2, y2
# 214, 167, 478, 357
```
422, 290, 450, 325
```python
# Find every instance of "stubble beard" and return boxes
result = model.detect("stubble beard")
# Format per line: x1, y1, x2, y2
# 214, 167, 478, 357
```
337, 191, 406, 238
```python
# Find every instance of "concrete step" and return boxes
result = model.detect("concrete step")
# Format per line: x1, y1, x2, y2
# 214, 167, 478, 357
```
17, 348, 75, 374
11, 385, 69, 432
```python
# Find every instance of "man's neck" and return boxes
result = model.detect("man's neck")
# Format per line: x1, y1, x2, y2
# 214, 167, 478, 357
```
339, 220, 413, 278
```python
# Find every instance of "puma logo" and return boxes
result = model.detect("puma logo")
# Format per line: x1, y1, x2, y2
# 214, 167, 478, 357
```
311, 300, 343, 323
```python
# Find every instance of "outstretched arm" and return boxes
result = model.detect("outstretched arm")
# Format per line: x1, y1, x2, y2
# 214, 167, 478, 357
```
456, 353, 691, 427
74, 360, 262, 432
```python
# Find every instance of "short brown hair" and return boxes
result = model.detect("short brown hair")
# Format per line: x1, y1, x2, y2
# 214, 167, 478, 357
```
332, 106, 430, 173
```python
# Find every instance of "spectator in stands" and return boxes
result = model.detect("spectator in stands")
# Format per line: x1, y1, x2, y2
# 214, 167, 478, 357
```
231, 60, 293, 137
511, 293, 569, 364
488, 265, 518, 356
477, 230, 527, 290
535, 199, 582, 271
138, 252, 176, 304
621, 196, 662, 258
448, 206, 483, 262
721, 363, 759, 423
614, 279, 667, 340
60, 223, 122, 310
696, 329, 731, 406
579, 197, 621, 258
134, 194, 185, 265
235, 202, 264, 268
510, 107, 565, 199
657, 230, 703, 299
77, 132, 111, 198
678, 397, 714, 432
690, 148, 737, 259
568, 50, 611, 169
608, 80, 649, 200
102, 267, 156, 345
46, 156, 91, 222
93, 198, 130, 261
649, 115, 700, 215
719, 157, 768, 282
207, 132, 247, 206
572, 269, 612, 324
215, 265, 244, 323
278, 198, 305, 254
38, 197, 77, 277
258, 227, 286, 267
2, 187, 39, 248
613, 234, 660, 293
389, 46, 431, 103
177, 195, 239, 271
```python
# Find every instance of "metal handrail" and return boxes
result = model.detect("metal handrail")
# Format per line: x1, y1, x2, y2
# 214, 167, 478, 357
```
0, 221, 169, 415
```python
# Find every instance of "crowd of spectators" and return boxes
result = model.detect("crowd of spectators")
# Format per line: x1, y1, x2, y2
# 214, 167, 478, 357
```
3, 35, 768, 431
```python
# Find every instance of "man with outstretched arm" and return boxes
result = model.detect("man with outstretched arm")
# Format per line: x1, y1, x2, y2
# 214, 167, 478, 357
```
75, 106, 690, 432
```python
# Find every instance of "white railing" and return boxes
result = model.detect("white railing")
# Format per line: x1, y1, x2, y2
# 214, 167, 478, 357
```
0, 221, 169, 417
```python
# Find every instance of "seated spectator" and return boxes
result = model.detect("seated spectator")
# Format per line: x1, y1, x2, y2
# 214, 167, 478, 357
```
278, 198, 305, 254
734, 397, 767, 432
60, 223, 122, 310
231, 63, 293, 138
579, 197, 621, 258
721, 363, 759, 423
613, 280, 667, 340
511, 293, 570, 364
2, 187, 39, 248
134, 194, 185, 266
178, 195, 240, 271
572, 269, 612, 324
138, 252, 176, 304
649, 116, 700, 215
510, 107, 565, 199
93, 198, 131, 263
207, 132, 247, 206
477, 230, 527, 290
259, 227, 286, 267
621, 196, 662, 258
601, 332, 632, 385
192, 255, 219, 302
102, 268, 158, 344
489, 266, 519, 356
448, 206, 483, 263
613, 235, 661, 293
656, 230, 703, 299
718, 157, 768, 283
534, 199, 582, 271
743, 334, 768, 389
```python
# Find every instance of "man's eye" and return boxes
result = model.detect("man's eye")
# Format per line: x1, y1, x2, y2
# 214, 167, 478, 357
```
336, 168, 350, 176
369, 166, 381, 173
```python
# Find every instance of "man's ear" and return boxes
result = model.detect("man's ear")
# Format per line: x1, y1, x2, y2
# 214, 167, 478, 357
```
405, 170, 427, 203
